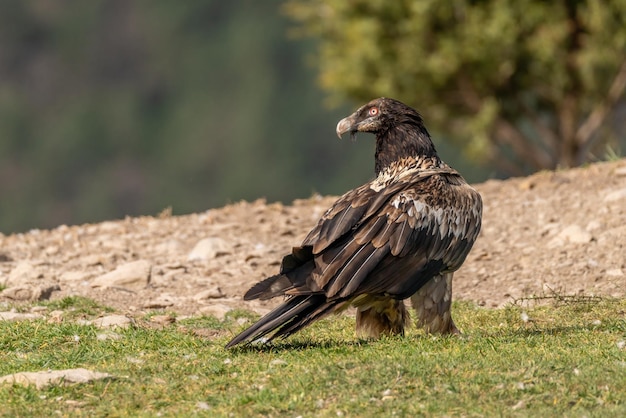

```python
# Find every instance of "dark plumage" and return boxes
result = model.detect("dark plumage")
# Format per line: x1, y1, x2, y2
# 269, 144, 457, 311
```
226, 98, 482, 348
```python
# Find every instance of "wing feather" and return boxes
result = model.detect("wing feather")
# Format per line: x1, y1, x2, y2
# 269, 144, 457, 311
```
353, 214, 387, 245
389, 217, 412, 256
250, 167, 481, 307
325, 244, 389, 298
315, 202, 368, 253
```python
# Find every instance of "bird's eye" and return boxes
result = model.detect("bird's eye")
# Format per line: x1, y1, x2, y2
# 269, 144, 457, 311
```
368, 107, 379, 117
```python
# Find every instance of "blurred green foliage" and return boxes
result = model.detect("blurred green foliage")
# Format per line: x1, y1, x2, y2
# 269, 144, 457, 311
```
0, 1, 389, 233
285, 0, 626, 174
10, 1, 619, 234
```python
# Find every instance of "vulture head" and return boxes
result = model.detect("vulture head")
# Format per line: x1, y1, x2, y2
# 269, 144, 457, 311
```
336, 97, 438, 174
336, 97, 426, 139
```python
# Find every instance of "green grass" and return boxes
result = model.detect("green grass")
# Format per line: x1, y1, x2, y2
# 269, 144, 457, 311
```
0, 297, 625, 417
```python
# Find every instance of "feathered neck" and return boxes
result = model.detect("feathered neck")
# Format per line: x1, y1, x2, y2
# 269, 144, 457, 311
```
374, 123, 439, 175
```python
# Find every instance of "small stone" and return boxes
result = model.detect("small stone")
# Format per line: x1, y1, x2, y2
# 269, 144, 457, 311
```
2, 283, 57, 303
92, 315, 133, 329
512, 400, 526, 410
0, 368, 113, 389
59, 271, 92, 283
194, 287, 225, 300
45, 246, 60, 255
518, 179, 535, 190
520, 312, 530, 323
96, 331, 123, 341
586, 220, 602, 231
557, 225, 593, 244
199, 304, 232, 320
187, 237, 230, 261
269, 359, 287, 367
125, 356, 144, 364
0, 311, 43, 322
5, 262, 42, 286
143, 299, 174, 309
1, 286, 36, 301
91, 260, 151, 291
81, 254, 107, 266
48, 310, 64, 321
604, 188, 626, 202
196, 402, 211, 411
606, 269, 624, 277
150, 315, 175, 326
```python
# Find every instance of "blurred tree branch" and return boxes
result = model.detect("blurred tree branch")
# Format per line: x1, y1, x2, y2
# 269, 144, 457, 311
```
285, 0, 626, 174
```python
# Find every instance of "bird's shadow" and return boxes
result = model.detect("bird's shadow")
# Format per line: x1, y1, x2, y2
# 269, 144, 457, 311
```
225, 321, 615, 353
226, 337, 376, 354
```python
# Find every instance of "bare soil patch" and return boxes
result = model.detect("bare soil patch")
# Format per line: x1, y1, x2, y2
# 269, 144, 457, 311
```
1, 160, 625, 317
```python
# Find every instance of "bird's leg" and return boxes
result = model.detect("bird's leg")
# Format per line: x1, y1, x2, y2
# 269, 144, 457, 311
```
410, 273, 460, 334
355, 297, 410, 338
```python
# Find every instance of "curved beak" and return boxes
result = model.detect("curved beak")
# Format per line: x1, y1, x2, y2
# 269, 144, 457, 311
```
336, 114, 356, 139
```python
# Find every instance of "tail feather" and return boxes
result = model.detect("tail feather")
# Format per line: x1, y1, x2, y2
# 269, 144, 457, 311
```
273, 299, 349, 339
225, 295, 339, 348
244, 274, 291, 301
244, 252, 316, 301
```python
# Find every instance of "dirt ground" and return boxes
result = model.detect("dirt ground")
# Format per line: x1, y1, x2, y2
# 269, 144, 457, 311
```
1, 159, 625, 318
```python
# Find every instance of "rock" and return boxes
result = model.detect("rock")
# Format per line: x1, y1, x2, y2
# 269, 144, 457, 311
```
518, 179, 535, 190
0, 284, 60, 301
194, 287, 225, 300
91, 260, 151, 291
59, 270, 92, 283
512, 400, 526, 410
96, 331, 123, 341
4, 262, 42, 286
48, 310, 64, 323
81, 254, 108, 266
92, 315, 134, 329
196, 401, 211, 411
557, 225, 593, 244
269, 359, 288, 367
585, 220, 602, 231
199, 304, 232, 319
1, 286, 36, 301
143, 299, 174, 309
606, 269, 624, 277
187, 237, 230, 261
150, 315, 176, 326
0, 311, 43, 321
604, 188, 626, 202
0, 368, 113, 389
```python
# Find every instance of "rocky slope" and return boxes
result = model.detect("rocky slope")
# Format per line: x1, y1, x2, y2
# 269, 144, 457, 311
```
1, 159, 625, 318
